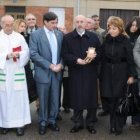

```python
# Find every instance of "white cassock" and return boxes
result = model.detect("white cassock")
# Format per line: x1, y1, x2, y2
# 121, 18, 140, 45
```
0, 30, 31, 128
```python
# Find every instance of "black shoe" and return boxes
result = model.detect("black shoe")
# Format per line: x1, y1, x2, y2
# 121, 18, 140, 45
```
16, 127, 24, 136
64, 108, 70, 113
70, 116, 74, 121
48, 123, 60, 131
109, 128, 116, 134
56, 113, 62, 121
70, 125, 83, 133
87, 126, 96, 134
98, 104, 102, 109
98, 110, 109, 116
1, 128, 9, 134
39, 126, 46, 135
115, 131, 122, 135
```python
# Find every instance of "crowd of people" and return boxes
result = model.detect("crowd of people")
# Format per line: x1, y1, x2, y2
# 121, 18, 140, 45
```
0, 11, 140, 137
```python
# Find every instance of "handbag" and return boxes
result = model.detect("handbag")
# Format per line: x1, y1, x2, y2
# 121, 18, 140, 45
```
116, 82, 140, 117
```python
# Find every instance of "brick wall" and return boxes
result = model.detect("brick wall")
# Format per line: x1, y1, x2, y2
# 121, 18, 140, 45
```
26, 6, 74, 32
26, 6, 49, 27
65, 7, 74, 32
0, 6, 5, 19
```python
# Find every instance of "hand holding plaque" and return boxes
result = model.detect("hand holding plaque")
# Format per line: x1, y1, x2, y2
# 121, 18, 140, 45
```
84, 47, 96, 63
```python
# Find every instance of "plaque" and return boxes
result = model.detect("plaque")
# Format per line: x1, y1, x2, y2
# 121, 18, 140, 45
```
84, 47, 95, 63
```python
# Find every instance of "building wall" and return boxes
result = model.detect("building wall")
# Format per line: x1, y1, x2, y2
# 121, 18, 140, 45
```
1, 1, 140, 15
0, 0, 140, 31
65, 8, 74, 32
25, 6, 73, 32
0, 6, 5, 18
26, 6, 49, 28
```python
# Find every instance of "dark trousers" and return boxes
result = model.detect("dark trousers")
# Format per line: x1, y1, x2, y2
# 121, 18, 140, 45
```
108, 98, 127, 132
62, 77, 70, 108
73, 109, 96, 127
132, 79, 140, 125
59, 77, 70, 109
101, 97, 109, 112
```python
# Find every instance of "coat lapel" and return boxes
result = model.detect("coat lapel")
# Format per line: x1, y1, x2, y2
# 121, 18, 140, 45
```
39, 28, 52, 54
54, 30, 61, 63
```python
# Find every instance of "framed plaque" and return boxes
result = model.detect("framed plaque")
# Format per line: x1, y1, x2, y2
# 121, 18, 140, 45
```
84, 47, 95, 63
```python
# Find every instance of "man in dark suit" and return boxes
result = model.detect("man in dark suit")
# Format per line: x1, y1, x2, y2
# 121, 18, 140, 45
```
30, 12, 63, 135
58, 26, 70, 113
62, 15, 101, 134
25, 13, 38, 44
25, 13, 39, 104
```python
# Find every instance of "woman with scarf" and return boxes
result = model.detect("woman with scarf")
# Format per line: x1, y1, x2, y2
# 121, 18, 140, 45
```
126, 16, 140, 130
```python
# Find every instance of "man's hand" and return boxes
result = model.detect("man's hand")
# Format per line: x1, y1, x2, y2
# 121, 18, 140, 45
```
50, 64, 62, 73
127, 77, 134, 84
86, 51, 97, 61
77, 58, 87, 65
7, 53, 14, 59
50, 64, 56, 70
13, 52, 19, 58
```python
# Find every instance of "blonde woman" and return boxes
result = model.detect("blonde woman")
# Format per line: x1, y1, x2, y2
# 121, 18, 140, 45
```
14, 19, 26, 33
100, 17, 137, 135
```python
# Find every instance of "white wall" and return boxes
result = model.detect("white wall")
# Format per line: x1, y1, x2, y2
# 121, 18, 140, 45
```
49, 8, 65, 26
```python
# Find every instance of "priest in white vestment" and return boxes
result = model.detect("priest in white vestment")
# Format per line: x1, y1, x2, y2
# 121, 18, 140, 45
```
0, 15, 31, 136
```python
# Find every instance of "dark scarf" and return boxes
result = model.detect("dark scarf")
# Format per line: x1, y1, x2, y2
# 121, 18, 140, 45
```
105, 34, 126, 43
127, 30, 140, 47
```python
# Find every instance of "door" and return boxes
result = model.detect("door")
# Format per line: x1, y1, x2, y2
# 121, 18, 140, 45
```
100, 9, 139, 29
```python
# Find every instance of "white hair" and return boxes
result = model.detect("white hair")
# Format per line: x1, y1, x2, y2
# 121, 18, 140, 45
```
86, 17, 95, 25
76, 15, 86, 20
1, 15, 14, 23
25, 13, 36, 21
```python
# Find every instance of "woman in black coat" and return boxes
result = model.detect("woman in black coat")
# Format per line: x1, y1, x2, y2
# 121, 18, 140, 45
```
126, 16, 140, 48
126, 16, 140, 130
100, 17, 137, 135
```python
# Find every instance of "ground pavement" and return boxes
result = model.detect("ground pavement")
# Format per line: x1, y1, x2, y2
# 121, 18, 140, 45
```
0, 102, 140, 140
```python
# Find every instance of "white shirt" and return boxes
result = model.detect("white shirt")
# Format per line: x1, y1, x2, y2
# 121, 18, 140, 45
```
44, 26, 58, 64
27, 27, 36, 34
77, 30, 85, 37
44, 26, 57, 46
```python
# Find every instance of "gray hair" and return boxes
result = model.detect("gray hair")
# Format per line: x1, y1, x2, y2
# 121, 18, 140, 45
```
86, 17, 95, 25
25, 13, 36, 21
1, 15, 14, 23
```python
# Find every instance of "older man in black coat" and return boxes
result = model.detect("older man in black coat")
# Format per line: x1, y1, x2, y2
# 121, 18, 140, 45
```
62, 15, 101, 134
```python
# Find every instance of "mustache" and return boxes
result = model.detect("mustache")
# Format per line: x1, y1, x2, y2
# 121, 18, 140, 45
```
77, 26, 83, 28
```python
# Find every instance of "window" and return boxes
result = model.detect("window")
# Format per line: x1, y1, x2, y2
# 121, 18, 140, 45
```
5, 6, 25, 20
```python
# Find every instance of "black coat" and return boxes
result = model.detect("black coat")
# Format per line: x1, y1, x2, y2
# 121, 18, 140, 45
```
21, 32, 38, 103
100, 34, 137, 98
61, 29, 101, 110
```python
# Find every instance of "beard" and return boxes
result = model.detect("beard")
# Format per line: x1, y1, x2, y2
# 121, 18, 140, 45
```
76, 27, 85, 34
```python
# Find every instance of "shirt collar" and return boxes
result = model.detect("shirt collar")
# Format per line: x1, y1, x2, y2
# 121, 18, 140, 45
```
77, 30, 85, 37
27, 27, 36, 34
44, 26, 54, 34
72, 29, 90, 38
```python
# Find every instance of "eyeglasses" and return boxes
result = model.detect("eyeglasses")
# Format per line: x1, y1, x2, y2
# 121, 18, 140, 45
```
27, 18, 35, 21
